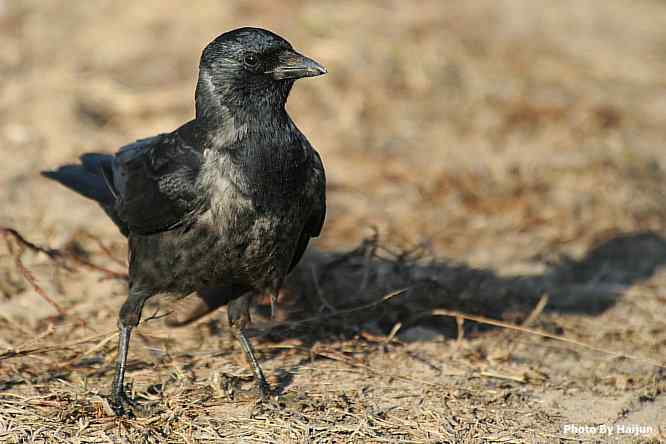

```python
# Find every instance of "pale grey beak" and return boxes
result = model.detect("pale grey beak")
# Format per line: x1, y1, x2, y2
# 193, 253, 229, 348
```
267, 50, 327, 80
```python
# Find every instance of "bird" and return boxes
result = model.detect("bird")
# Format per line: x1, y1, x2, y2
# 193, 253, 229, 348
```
41, 27, 327, 416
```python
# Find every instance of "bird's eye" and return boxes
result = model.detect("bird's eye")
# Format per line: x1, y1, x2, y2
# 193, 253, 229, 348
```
244, 54, 259, 67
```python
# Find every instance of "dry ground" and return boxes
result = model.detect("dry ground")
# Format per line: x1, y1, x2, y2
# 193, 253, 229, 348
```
1, 1, 666, 442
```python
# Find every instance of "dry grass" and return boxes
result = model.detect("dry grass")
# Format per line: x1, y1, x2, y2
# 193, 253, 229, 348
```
2, 0, 666, 442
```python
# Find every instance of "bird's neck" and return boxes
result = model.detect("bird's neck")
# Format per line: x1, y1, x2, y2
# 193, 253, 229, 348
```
195, 72, 294, 149
198, 103, 292, 149
195, 67, 293, 135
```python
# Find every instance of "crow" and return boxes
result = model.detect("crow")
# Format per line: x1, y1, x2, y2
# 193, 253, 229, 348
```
42, 27, 327, 416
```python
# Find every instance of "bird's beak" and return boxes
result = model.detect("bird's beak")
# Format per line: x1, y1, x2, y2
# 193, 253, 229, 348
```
267, 50, 327, 80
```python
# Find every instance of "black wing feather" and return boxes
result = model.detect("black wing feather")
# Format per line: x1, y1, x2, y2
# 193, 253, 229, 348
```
288, 150, 326, 273
305, 150, 326, 239
114, 133, 205, 235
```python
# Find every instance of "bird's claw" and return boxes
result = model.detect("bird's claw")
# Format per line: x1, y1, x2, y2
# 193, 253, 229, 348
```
221, 374, 274, 402
109, 389, 144, 418
257, 379, 273, 401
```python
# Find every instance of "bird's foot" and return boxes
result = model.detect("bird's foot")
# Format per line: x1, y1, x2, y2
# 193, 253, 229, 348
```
247, 380, 282, 418
221, 374, 275, 402
109, 389, 146, 418
257, 378, 273, 402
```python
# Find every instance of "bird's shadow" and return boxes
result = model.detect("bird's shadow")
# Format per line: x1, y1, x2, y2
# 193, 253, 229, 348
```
157, 230, 666, 394
249, 230, 666, 342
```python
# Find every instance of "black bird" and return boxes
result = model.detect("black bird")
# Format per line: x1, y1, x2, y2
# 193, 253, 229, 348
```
42, 27, 327, 416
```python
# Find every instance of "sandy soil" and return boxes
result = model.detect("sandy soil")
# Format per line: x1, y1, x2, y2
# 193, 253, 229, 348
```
1, 0, 666, 442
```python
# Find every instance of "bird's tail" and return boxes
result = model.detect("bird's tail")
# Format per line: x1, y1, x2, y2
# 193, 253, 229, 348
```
42, 153, 128, 235
41, 153, 116, 206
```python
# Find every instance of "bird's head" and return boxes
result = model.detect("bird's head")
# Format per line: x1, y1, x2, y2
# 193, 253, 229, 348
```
195, 27, 326, 121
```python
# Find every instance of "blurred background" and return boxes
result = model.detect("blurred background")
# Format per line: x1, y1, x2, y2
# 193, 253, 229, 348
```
1, 0, 666, 441
2, 0, 665, 269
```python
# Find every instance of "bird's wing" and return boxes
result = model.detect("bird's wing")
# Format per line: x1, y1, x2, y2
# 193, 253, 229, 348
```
305, 149, 326, 238
288, 149, 326, 273
108, 133, 206, 235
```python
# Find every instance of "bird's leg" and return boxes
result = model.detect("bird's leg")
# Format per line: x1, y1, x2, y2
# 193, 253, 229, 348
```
270, 292, 278, 319
237, 328, 271, 399
110, 324, 138, 414
228, 293, 272, 400
109, 288, 150, 416
269, 278, 283, 319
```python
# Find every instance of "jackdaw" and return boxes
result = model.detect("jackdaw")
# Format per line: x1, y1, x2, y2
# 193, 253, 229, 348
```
42, 27, 327, 416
